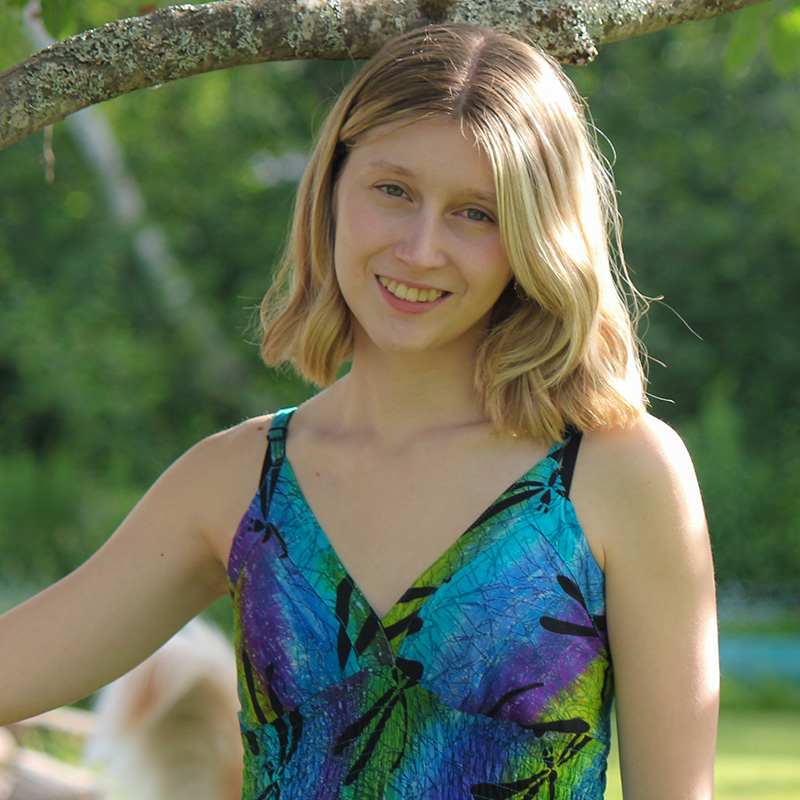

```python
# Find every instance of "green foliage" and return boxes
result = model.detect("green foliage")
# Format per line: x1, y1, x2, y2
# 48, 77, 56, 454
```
565, 16, 800, 595
768, 4, 800, 76
681, 380, 800, 589
0, 10, 798, 602
0, 448, 142, 583
0, 4, 28, 70
726, 0, 800, 77
721, 675, 800, 710
0, 56, 350, 587
40, 0, 71, 38
725, 3, 773, 73
0, 0, 148, 40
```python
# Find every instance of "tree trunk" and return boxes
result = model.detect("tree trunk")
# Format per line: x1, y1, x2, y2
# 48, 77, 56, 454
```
0, 0, 770, 150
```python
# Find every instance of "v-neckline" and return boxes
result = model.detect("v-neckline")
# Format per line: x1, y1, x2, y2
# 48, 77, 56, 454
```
274, 409, 563, 626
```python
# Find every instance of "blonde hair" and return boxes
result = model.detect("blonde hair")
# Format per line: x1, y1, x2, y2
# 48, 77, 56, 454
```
261, 24, 647, 443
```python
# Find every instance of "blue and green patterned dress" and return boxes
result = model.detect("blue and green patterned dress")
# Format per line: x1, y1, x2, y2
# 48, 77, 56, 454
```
227, 408, 613, 799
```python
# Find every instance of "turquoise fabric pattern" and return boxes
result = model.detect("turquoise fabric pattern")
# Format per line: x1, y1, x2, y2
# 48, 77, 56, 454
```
227, 408, 613, 799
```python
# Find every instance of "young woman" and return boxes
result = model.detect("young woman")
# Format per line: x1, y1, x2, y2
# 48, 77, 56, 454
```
0, 24, 719, 800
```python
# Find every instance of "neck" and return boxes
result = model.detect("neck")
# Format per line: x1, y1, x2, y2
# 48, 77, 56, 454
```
315, 340, 489, 444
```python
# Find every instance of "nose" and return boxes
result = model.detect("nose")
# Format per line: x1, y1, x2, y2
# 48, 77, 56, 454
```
392, 210, 448, 271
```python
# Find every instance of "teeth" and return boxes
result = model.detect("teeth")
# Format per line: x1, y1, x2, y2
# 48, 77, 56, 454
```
378, 276, 444, 303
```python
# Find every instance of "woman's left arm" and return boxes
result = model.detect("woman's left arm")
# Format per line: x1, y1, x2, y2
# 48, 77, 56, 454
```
575, 415, 719, 799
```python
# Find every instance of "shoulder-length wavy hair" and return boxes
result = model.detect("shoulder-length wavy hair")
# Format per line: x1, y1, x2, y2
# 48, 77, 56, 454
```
261, 24, 647, 443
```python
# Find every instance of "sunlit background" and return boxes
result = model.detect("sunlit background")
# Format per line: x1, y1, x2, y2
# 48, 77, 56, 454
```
1, 2, 799, 796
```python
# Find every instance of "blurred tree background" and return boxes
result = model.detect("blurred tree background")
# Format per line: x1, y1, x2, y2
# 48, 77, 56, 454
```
0, 1, 798, 613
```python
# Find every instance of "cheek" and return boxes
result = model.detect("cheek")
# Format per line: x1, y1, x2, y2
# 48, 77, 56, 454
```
332, 214, 367, 302
475, 244, 513, 294
332, 237, 353, 301
332, 201, 357, 280
333, 198, 370, 263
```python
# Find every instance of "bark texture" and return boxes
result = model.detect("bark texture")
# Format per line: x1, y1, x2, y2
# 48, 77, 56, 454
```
0, 0, 770, 150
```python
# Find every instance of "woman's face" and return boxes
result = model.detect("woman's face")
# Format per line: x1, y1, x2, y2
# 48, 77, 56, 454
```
333, 116, 513, 362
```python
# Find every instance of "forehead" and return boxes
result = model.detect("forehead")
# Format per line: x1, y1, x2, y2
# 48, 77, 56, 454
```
343, 116, 496, 196
353, 115, 479, 156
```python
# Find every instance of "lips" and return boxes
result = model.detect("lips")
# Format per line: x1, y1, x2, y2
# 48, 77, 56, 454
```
377, 275, 446, 303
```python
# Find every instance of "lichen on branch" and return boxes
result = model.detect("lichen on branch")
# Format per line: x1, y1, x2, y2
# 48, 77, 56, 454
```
0, 0, 771, 151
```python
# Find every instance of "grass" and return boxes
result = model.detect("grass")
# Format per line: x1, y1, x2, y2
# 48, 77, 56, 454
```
11, 724, 85, 765
604, 707, 800, 799
715, 709, 800, 799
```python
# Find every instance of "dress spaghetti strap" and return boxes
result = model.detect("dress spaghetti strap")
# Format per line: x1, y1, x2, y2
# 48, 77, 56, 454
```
557, 428, 583, 498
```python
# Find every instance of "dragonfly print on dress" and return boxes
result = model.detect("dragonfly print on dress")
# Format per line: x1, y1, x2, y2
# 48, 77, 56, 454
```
470, 732, 595, 800
227, 408, 614, 799
333, 657, 424, 785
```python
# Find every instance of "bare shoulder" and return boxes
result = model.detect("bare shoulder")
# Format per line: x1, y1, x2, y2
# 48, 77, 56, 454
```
580, 413, 698, 493
166, 413, 274, 489
157, 413, 277, 563
194, 412, 276, 470
570, 413, 707, 571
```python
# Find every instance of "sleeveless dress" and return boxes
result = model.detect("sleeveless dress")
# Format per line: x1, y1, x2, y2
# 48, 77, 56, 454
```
227, 408, 613, 800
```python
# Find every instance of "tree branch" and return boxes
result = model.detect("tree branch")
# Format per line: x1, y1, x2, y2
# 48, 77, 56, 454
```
0, 0, 770, 151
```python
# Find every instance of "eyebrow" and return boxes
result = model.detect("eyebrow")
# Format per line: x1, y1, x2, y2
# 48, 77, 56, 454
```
366, 159, 497, 206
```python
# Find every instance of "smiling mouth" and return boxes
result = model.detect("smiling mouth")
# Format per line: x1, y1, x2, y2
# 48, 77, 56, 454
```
378, 276, 446, 303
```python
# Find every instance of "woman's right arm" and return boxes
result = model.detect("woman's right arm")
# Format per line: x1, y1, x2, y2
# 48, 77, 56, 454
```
574, 415, 718, 799
0, 417, 269, 726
